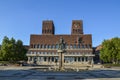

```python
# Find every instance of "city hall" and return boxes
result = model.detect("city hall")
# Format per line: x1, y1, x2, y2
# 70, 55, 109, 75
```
26, 20, 94, 68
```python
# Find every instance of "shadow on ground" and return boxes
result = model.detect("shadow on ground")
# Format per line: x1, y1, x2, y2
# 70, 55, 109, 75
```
0, 69, 120, 80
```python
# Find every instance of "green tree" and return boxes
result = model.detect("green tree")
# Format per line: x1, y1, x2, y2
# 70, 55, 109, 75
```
100, 37, 120, 64
16, 40, 27, 61
0, 36, 27, 62
0, 36, 10, 61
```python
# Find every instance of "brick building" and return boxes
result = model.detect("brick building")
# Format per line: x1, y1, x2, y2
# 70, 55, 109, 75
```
26, 20, 94, 67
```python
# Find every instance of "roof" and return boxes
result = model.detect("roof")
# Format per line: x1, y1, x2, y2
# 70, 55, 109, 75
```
30, 34, 92, 45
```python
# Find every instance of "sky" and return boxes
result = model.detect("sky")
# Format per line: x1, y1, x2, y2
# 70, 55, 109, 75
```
0, 0, 120, 47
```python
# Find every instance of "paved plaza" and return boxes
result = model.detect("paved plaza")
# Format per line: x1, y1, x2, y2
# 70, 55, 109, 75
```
0, 66, 120, 80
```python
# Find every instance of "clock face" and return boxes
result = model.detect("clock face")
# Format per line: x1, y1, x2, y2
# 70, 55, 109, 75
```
74, 23, 79, 28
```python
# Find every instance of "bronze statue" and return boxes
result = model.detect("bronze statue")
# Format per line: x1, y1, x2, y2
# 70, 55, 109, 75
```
58, 37, 66, 51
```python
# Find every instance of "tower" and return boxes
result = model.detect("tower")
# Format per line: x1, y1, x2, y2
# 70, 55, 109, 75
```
42, 20, 55, 35
71, 20, 83, 35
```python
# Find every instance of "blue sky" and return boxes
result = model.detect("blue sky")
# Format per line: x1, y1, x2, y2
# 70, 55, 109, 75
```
0, 0, 120, 47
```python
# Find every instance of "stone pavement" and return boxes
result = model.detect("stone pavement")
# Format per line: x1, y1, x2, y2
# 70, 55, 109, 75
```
0, 66, 120, 80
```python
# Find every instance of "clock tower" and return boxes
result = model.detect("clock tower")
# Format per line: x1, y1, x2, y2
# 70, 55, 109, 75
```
71, 20, 83, 35
42, 20, 55, 35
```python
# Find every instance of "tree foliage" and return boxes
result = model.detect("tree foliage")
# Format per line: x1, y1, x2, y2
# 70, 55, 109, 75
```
100, 37, 120, 64
0, 36, 27, 61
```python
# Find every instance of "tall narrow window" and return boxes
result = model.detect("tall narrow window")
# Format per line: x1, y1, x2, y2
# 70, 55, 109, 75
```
73, 44, 76, 49
70, 44, 73, 49
82, 44, 84, 48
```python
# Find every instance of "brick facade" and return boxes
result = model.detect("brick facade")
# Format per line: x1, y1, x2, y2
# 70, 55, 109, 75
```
26, 20, 94, 67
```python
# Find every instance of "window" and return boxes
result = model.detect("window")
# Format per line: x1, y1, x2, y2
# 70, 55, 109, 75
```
41, 52, 43, 54
42, 45, 44, 48
30, 51, 33, 54
52, 57, 54, 62
70, 44, 73, 49
78, 57, 80, 61
49, 45, 51, 49
66, 44, 69, 49
38, 52, 40, 54
45, 52, 47, 55
41, 44, 42, 48
34, 44, 36, 48
52, 52, 54, 55
34, 52, 36, 54
82, 44, 84, 48
84, 44, 86, 48
74, 57, 76, 61
51, 45, 53, 49
53, 45, 55, 49
42, 30, 44, 33
47, 45, 50, 49
73, 44, 76, 49
82, 57, 84, 61
85, 44, 87, 48
46, 45, 48, 49
44, 57, 46, 61
85, 57, 88, 61
37, 44, 40, 48
30, 57, 32, 61
55, 44, 58, 49
78, 44, 80, 48
48, 57, 50, 62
